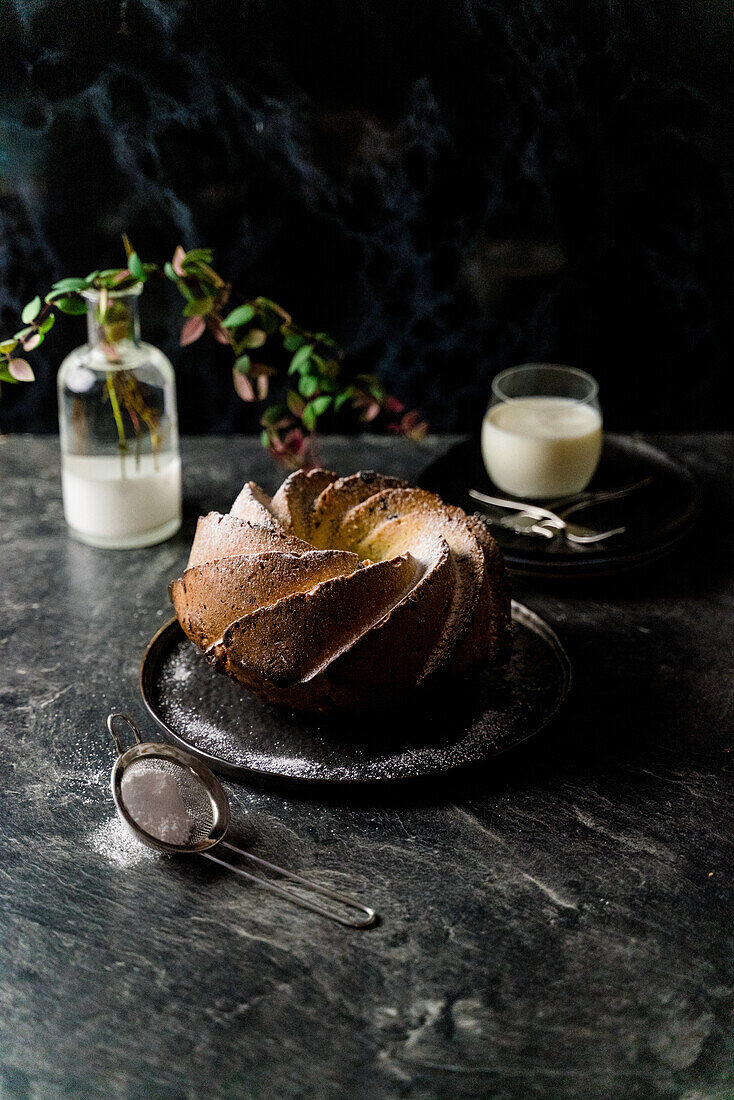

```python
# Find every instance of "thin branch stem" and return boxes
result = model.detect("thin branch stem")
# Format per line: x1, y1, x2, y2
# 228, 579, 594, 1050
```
105, 372, 128, 471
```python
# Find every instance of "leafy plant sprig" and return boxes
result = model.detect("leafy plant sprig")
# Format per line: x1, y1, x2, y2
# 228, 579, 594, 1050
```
1, 240, 427, 468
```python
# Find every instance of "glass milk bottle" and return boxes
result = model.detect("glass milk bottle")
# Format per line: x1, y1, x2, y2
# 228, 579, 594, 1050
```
57, 285, 182, 548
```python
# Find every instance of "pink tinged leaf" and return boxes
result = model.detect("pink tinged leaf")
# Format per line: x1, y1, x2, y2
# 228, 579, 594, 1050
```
8, 358, 34, 381
284, 428, 305, 452
401, 409, 429, 439
172, 246, 187, 277
383, 395, 404, 414
232, 371, 256, 401
22, 333, 42, 351
210, 321, 232, 346
361, 400, 381, 422
255, 374, 269, 400
271, 427, 308, 469
112, 268, 131, 284
180, 316, 205, 346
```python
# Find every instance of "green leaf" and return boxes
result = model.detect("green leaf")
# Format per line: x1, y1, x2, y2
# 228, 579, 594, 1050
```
184, 248, 214, 265
286, 390, 305, 417
55, 296, 88, 315
52, 277, 90, 292
314, 332, 338, 348
181, 260, 208, 281
85, 270, 101, 282
234, 355, 251, 375
221, 304, 255, 329
260, 310, 278, 335
302, 404, 317, 432
310, 395, 332, 418
183, 297, 214, 317
283, 332, 305, 352
238, 328, 267, 350
261, 403, 288, 427
334, 386, 356, 411
177, 281, 195, 303
289, 343, 314, 374
358, 373, 386, 402
13, 326, 33, 341
298, 374, 319, 398
164, 262, 177, 281
194, 281, 217, 301
128, 252, 145, 280
38, 314, 55, 335
260, 429, 271, 449
0, 339, 18, 355
21, 296, 42, 323
0, 366, 17, 384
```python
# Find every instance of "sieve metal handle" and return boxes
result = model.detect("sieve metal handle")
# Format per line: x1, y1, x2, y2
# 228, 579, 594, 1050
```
107, 712, 142, 754
198, 841, 377, 929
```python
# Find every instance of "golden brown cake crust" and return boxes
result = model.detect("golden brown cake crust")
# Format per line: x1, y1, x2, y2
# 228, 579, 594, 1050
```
170, 468, 511, 712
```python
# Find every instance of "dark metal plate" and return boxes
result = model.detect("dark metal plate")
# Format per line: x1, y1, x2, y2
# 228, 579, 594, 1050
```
140, 603, 571, 785
419, 434, 698, 577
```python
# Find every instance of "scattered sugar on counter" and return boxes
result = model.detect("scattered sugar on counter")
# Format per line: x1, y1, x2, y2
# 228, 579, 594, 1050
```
120, 768, 192, 844
92, 817, 158, 868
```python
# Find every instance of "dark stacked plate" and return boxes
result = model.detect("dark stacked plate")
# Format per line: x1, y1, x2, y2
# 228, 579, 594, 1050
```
141, 602, 571, 786
419, 433, 698, 578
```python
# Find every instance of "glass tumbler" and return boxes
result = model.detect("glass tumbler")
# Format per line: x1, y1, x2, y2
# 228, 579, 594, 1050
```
481, 364, 603, 499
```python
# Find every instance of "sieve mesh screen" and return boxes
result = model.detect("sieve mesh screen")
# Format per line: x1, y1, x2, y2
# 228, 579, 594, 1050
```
120, 757, 215, 845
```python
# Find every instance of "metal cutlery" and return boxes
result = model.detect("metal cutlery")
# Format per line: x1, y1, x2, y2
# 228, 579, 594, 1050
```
468, 489, 626, 545
543, 477, 653, 517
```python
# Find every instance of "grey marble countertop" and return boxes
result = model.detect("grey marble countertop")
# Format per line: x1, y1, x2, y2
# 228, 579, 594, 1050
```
1, 433, 732, 1100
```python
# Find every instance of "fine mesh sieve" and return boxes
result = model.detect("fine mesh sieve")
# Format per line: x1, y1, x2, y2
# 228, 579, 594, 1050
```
118, 757, 217, 846
107, 712, 377, 928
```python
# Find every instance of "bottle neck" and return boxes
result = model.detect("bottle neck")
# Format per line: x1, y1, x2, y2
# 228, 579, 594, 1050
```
85, 290, 141, 352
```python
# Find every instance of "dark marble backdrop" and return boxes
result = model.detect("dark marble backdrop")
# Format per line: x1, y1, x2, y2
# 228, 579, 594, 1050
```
1, 0, 732, 435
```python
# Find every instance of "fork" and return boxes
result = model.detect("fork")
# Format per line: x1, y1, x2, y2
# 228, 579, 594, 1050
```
468, 489, 626, 545
544, 477, 653, 517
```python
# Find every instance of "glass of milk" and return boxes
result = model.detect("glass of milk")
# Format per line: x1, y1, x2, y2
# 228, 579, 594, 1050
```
481, 364, 603, 499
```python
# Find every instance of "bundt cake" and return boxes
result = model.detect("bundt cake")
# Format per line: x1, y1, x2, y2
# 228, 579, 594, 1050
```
170, 469, 511, 712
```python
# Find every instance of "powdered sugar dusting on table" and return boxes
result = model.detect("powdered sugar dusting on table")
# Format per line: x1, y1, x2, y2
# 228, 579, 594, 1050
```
91, 816, 163, 868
